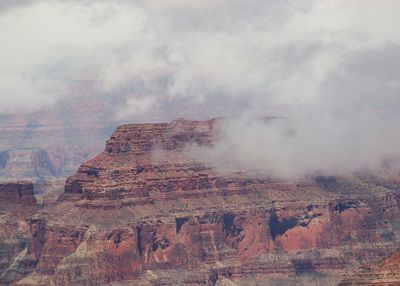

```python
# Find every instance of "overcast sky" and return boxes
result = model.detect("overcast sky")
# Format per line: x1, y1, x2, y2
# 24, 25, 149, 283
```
1, 0, 400, 177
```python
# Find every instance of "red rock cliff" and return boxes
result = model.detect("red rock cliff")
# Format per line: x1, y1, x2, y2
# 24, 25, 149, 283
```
4, 119, 400, 285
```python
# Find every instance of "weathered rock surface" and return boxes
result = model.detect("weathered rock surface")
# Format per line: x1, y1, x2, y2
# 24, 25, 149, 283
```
0, 181, 37, 205
340, 248, 400, 285
0, 181, 38, 285
2, 118, 400, 285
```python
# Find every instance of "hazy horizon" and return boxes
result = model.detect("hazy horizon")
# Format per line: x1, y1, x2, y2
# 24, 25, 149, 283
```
1, 0, 400, 178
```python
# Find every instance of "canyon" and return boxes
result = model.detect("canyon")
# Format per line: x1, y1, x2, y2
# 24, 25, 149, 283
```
1, 118, 400, 285
0, 77, 123, 183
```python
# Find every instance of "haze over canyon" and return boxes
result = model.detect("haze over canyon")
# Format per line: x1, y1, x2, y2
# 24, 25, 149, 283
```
1, 1, 400, 285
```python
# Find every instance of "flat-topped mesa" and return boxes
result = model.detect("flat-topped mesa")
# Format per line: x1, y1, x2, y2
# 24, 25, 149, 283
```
13, 117, 400, 285
105, 118, 220, 154
64, 118, 223, 199
0, 181, 36, 205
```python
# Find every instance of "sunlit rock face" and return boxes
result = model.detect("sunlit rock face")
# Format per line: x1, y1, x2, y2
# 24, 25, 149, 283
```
2, 118, 400, 285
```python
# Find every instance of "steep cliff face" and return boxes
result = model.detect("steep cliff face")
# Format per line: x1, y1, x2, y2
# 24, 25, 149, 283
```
0, 181, 37, 205
4, 119, 400, 285
0, 149, 59, 179
0, 147, 101, 181
0, 182, 38, 285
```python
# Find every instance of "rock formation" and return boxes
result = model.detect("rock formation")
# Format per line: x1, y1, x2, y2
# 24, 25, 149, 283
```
0, 181, 38, 285
0, 75, 123, 182
340, 248, 400, 285
0, 181, 37, 205
2, 118, 400, 285
0, 148, 102, 180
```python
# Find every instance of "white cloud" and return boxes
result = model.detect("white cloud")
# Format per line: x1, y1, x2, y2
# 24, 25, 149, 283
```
116, 96, 158, 119
0, 0, 145, 112
1, 0, 400, 176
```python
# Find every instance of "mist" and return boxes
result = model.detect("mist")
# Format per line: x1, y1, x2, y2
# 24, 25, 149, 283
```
187, 44, 400, 179
1, 0, 400, 177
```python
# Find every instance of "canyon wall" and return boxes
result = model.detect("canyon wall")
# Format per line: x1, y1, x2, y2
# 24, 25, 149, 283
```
0, 182, 38, 285
0, 148, 100, 180
0, 78, 122, 182
2, 119, 400, 285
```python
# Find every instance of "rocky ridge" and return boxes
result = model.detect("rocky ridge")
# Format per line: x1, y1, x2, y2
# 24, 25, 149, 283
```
1, 118, 400, 285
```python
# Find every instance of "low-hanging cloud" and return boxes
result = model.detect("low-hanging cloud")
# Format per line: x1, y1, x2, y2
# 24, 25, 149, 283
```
1, 0, 400, 177
190, 48, 400, 178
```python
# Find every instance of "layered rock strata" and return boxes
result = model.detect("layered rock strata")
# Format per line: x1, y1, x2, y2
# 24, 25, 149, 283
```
0, 181, 37, 205
3, 119, 400, 285
340, 248, 400, 285
0, 147, 102, 181
0, 78, 122, 182
0, 182, 38, 285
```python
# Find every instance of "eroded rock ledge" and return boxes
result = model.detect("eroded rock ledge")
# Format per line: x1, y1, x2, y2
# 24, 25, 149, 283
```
2, 118, 400, 285
0, 181, 36, 205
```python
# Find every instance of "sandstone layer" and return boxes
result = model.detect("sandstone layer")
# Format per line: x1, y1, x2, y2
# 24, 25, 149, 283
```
2, 119, 400, 285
